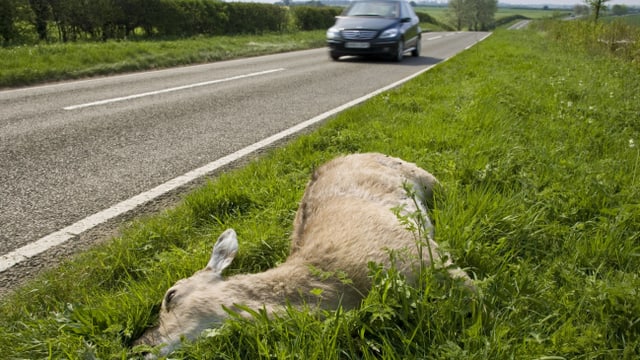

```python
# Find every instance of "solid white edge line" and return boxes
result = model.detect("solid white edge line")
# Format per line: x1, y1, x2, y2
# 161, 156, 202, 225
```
63, 68, 285, 110
0, 35, 491, 273
465, 33, 492, 50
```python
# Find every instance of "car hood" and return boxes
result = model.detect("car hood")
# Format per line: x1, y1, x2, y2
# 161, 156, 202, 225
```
332, 16, 398, 30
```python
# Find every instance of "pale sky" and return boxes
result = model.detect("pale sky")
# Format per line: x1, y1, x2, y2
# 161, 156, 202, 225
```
500, 0, 640, 6
228, 0, 640, 6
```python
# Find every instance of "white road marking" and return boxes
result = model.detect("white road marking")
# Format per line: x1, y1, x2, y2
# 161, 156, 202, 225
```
508, 20, 531, 30
465, 33, 492, 50
1, 35, 490, 273
426, 35, 442, 40
63, 68, 285, 110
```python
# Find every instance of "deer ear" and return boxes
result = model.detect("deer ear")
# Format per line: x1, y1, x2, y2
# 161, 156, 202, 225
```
206, 229, 238, 274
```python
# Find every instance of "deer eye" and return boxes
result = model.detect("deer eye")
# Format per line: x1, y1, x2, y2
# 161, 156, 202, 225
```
164, 289, 177, 307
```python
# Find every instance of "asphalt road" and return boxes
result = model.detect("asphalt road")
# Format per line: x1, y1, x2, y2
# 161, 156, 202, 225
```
0, 31, 490, 291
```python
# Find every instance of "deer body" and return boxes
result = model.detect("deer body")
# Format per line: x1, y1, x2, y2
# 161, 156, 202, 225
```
135, 153, 471, 356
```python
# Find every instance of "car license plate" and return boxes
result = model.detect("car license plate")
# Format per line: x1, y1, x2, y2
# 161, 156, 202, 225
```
345, 42, 370, 49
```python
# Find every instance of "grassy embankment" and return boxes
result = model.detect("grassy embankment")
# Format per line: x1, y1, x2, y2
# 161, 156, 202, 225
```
418, 6, 571, 26
2, 23, 640, 359
0, 31, 326, 88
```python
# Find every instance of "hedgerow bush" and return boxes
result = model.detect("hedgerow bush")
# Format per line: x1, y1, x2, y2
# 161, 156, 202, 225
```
1, 0, 340, 45
292, 6, 342, 31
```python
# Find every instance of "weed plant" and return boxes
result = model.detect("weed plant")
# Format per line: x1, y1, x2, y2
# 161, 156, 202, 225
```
1, 27, 640, 359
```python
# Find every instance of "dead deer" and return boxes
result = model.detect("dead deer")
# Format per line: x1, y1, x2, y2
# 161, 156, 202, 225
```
134, 153, 472, 357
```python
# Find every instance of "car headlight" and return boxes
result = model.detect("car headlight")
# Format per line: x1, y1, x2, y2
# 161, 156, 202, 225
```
379, 28, 399, 39
326, 27, 341, 40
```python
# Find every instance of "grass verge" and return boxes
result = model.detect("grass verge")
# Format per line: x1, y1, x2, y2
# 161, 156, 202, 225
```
417, 6, 571, 25
1, 26, 640, 359
0, 31, 326, 89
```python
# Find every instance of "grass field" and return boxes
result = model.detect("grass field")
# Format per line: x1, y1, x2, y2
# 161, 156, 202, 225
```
604, 13, 640, 26
0, 31, 326, 89
1, 24, 640, 359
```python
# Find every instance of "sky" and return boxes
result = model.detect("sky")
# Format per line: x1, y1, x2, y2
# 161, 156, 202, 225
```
499, 0, 640, 6
229, 0, 640, 6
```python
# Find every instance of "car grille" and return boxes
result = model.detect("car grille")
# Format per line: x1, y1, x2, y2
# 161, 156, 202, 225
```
342, 30, 378, 40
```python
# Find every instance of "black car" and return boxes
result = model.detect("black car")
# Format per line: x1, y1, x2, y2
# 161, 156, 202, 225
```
326, 0, 421, 62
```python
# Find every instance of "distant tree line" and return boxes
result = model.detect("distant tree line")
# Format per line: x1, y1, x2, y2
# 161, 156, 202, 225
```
611, 5, 631, 16
0, 0, 341, 44
447, 0, 498, 31
575, 1, 632, 20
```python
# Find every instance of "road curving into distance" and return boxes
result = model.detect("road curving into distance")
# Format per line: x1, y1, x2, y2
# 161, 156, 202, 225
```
0, 31, 491, 294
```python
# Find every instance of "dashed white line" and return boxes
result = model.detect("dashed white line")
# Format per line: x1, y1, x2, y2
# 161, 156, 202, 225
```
63, 68, 285, 110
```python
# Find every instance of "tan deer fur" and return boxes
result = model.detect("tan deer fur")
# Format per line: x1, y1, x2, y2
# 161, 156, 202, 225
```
134, 153, 472, 357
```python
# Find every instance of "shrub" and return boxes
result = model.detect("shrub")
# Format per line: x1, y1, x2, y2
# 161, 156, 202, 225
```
292, 6, 342, 31
225, 2, 289, 34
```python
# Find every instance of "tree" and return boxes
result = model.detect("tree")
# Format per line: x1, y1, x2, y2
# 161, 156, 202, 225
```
28, 0, 50, 41
584, 0, 610, 22
573, 4, 590, 16
447, 0, 468, 31
448, 0, 496, 31
471, 0, 497, 31
611, 4, 628, 16
0, 0, 18, 42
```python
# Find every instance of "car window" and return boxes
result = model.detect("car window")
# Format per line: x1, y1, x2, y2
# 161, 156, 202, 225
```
345, 2, 400, 18
400, 1, 414, 18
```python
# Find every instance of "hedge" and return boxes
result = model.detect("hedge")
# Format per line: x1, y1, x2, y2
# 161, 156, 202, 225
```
1, 0, 341, 45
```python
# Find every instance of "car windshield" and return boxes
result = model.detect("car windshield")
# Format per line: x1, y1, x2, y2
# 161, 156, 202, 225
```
344, 2, 400, 18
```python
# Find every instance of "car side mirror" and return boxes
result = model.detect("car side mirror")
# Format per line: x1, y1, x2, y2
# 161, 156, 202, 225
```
401, 17, 411, 23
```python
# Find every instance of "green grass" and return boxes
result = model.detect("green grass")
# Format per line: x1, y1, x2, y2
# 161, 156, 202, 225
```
2, 26, 640, 359
604, 13, 640, 26
494, 7, 571, 20
532, 18, 640, 64
0, 31, 326, 88
416, 5, 570, 25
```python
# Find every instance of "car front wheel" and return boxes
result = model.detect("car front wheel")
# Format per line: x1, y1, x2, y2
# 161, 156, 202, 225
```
394, 41, 404, 62
412, 38, 421, 57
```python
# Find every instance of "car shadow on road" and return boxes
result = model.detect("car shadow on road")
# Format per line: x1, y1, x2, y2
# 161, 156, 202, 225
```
335, 55, 444, 67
